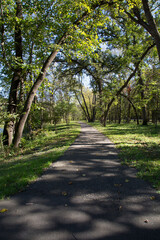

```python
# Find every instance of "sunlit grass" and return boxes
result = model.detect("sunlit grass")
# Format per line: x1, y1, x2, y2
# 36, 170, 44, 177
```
89, 121, 160, 191
0, 122, 80, 199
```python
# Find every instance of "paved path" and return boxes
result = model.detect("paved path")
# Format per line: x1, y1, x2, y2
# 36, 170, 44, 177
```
0, 123, 160, 240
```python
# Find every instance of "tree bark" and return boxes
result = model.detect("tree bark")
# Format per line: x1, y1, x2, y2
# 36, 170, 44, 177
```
138, 69, 148, 125
80, 88, 91, 122
125, 0, 160, 61
126, 87, 131, 123
141, 0, 160, 61
3, 0, 23, 146
91, 94, 96, 122
13, 48, 60, 147
118, 96, 121, 124
0, 2, 6, 61
120, 94, 139, 125
74, 91, 89, 121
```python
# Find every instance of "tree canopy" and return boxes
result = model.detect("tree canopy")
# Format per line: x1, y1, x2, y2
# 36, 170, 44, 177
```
0, 0, 159, 147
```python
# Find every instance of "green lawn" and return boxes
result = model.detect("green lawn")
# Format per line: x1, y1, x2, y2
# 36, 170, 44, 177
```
0, 122, 80, 199
89, 121, 160, 191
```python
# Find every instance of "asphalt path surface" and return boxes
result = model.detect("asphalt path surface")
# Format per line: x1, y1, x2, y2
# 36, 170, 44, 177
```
0, 122, 160, 240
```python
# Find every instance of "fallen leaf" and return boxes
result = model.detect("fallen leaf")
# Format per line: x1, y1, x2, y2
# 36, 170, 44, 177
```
150, 196, 155, 200
0, 209, 8, 213
62, 191, 67, 196
114, 184, 122, 187
82, 174, 86, 177
144, 219, 149, 223
68, 182, 73, 185
119, 206, 122, 210
125, 179, 129, 183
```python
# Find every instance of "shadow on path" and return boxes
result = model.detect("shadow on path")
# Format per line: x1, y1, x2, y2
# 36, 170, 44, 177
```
0, 123, 160, 240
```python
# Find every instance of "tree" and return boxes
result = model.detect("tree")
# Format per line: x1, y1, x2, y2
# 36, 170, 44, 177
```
1, 0, 23, 145
121, 0, 160, 61
102, 43, 154, 126
0, 0, 109, 147
74, 83, 96, 122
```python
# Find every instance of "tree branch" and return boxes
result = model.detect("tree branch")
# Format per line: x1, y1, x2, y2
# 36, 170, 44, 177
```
13, 1, 107, 147
124, 9, 151, 33
120, 93, 139, 125
102, 43, 155, 126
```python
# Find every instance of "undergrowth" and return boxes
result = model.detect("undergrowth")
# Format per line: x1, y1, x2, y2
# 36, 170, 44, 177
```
0, 122, 80, 199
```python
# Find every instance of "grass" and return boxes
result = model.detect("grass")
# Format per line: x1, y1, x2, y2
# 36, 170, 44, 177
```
88, 121, 160, 191
0, 122, 80, 199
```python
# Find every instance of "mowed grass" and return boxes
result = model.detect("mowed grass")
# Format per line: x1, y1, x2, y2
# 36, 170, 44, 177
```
0, 122, 80, 199
89, 122, 160, 191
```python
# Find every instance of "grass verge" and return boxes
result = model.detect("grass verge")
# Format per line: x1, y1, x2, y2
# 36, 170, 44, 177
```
89, 121, 160, 191
0, 122, 80, 199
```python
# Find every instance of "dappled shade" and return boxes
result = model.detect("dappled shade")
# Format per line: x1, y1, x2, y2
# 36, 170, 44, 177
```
0, 123, 160, 240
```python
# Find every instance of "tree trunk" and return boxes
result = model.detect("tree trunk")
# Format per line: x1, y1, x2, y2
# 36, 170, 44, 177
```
13, 48, 60, 147
142, 0, 160, 61
142, 107, 148, 125
152, 110, 157, 125
138, 69, 148, 125
102, 44, 154, 126
103, 98, 114, 126
120, 94, 139, 125
90, 94, 96, 122
127, 103, 131, 123
74, 91, 89, 121
3, 0, 23, 146
118, 96, 121, 124
97, 79, 104, 123
126, 0, 160, 61
80, 87, 91, 122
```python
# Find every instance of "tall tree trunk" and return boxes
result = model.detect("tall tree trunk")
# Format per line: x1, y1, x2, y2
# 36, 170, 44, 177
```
126, 0, 160, 61
152, 110, 157, 125
81, 88, 91, 122
138, 69, 148, 125
13, 49, 60, 147
115, 106, 117, 123
3, 0, 23, 146
97, 79, 104, 123
127, 101, 131, 123
90, 94, 96, 122
120, 94, 139, 125
141, 0, 160, 61
103, 98, 114, 126
0, 2, 7, 62
142, 106, 147, 125
118, 96, 121, 124
75, 92, 89, 121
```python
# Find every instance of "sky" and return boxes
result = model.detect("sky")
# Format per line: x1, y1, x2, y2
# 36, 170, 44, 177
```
82, 74, 91, 88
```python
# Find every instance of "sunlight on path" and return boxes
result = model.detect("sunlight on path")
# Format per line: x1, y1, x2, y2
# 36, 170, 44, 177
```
0, 123, 160, 240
